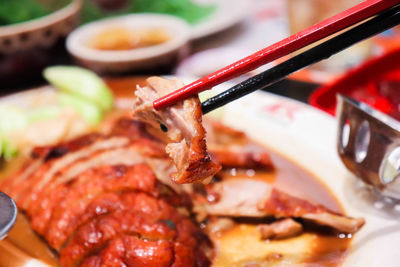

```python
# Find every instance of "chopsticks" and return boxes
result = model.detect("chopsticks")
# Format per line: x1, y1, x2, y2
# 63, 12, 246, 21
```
153, 0, 400, 111
201, 4, 400, 114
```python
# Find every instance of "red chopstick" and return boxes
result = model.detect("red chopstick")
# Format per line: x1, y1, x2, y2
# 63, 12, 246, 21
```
153, 0, 400, 110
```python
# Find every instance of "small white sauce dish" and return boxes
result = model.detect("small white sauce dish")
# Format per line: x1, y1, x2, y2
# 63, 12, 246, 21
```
66, 14, 191, 74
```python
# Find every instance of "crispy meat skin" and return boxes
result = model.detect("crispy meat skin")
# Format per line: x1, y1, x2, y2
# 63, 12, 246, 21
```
81, 236, 174, 267
10, 135, 131, 207
132, 77, 221, 183
1, 133, 103, 198
203, 178, 365, 233
0, 116, 211, 267
3, 118, 167, 207
39, 165, 158, 249
60, 196, 208, 267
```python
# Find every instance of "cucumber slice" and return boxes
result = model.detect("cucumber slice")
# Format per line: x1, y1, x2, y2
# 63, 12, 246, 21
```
44, 66, 114, 111
0, 105, 28, 134
2, 139, 18, 161
58, 93, 103, 125
27, 106, 63, 124
0, 105, 28, 160
0, 138, 3, 159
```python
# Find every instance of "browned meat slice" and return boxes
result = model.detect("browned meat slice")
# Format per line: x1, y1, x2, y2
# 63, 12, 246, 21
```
20, 138, 165, 211
2, 134, 103, 195
258, 218, 303, 240
60, 210, 176, 266
23, 146, 149, 234
205, 121, 273, 169
173, 219, 212, 267
1, 159, 42, 196
30, 133, 103, 159
31, 165, 158, 249
81, 236, 174, 267
60, 196, 210, 267
7, 135, 131, 207
46, 188, 190, 251
202, 178, 365, 233
132, 76, 221, 183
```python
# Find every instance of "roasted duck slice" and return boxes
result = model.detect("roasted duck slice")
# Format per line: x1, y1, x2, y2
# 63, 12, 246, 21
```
205, 121, 274, 170
7, 135, 130, 206
14, 139, 165, 211
0, 133, 102, 196
201, 178, 364, 233
3, 118, 166, 206
60, 196, 210, 267
80, 236, 174, 267
30, 164, 159, 249
132, 77, 221, 183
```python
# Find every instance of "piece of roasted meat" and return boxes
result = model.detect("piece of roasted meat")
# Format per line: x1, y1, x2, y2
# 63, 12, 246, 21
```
1, 118, 212, 267
196, 177, 365, 237
132, 77, 221, 183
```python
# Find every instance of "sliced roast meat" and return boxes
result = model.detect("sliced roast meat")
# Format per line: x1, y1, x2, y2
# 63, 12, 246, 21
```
60, 196, 209, 267
46, 189, 190, 251
132, 77, 221, 183
60, 210, 176, 267
21, 137, 166, 211
36, 165, 158, 249
25, 145, 149, 231
9, 135, 130, 207
80, 236, 174, 267
2, 133, 103, 196
202, 178, 364, 233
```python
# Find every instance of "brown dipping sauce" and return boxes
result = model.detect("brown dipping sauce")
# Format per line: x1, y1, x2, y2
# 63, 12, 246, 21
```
0, 77, 351, 266
89, 27, 170, 51
211, 151, 350, 267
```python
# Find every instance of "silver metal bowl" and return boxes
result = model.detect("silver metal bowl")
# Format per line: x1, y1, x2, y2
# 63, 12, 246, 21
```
337, 95, 400, 198
0, 192, 17, 240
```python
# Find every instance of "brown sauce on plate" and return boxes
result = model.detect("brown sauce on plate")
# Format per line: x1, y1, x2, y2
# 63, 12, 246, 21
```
0, 77, 351, 266
212, 150, 350, 267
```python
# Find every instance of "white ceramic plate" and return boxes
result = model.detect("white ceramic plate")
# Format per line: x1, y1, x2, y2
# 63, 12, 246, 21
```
202, 85, 400, 267
2, 78, 400, 266
190, 0, 250, 40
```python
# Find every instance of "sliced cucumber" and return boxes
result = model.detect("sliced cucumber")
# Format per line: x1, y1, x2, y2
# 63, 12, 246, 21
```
44, 66, 114, 111
58, 93, 103, 125
0, 105, 28, 134
27, 106, 63, 124
0, 106, 27, 159
2, 139, 18, 161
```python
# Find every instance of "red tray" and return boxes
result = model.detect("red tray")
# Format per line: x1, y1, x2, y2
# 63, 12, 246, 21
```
309, 48, 400, 119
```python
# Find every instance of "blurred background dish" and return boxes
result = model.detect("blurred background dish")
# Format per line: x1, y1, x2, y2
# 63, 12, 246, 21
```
0, 0, 81, 89
79, 0, 248, 40
189, 0, 250, 40
66, 14, 191, 74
